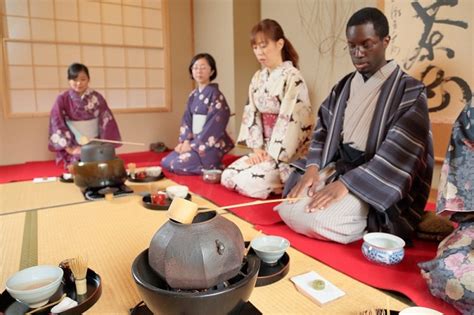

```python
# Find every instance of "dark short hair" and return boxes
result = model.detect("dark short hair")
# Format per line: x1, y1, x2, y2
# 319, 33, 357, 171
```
67, 63, 90, 80
188, 53, 217, 81
346, 7, 389, 38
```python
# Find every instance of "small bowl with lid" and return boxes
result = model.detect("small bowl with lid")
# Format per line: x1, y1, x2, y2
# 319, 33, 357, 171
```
361, 232, 405, 265
202, 169, 222, 184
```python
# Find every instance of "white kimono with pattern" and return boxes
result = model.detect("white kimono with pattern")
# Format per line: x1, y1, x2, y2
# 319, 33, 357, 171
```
221, 61, 313, 199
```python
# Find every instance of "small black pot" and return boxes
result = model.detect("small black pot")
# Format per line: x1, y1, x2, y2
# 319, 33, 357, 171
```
73, 159, 127, 189
81, 142, 116, 162
132, 249, 260, 315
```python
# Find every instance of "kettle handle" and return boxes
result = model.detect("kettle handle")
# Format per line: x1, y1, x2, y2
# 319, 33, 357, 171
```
215, 240, 225, 255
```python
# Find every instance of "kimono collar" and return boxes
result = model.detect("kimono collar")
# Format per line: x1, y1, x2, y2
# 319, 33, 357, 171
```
68, 88, 95, 101
80, 88, 94, 100
263, 61, 293, 76
356, 60, 397, 83
197, 83, 218, 94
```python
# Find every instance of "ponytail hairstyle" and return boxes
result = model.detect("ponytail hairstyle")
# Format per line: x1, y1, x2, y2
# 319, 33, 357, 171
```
250, 19, 299, 69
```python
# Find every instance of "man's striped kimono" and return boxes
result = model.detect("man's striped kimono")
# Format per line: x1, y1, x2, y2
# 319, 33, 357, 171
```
277, 65, 434, 244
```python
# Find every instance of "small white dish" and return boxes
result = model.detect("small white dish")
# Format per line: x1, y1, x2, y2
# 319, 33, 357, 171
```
6, 265, 64, 308
62, 173, 73, 180
361, 232, 405, 265
399, 306, 443, 315
51, 296, 78, 313
250, 235, 290, 264
166, 185, 189, 199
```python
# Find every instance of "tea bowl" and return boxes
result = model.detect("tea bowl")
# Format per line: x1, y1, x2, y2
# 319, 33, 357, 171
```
250, 235, 290, 264
146, 166, 162, 177
361, 232, 405, 265
6, 265, 64, 308
202, 169, 222, 184
166, 185, 189, 199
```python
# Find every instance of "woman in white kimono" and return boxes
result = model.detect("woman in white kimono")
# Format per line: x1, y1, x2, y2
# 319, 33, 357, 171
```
221, 19, 313, 199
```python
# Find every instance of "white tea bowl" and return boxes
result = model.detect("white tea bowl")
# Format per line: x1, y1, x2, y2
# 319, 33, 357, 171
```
6, 265, 64, 308
145, 166, 162, 177
361, 232, 405, 265
250, 235, 290, 264
166, 185, 189, 199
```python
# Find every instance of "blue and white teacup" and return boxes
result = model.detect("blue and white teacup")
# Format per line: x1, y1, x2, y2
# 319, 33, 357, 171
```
361, 232, 405, 265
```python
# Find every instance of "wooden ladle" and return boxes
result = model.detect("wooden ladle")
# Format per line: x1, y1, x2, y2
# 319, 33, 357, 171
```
78, 135, 145, 146
168, 197, 302, 224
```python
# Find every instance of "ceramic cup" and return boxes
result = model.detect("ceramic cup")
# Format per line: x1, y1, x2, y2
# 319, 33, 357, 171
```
250, 235, 290, 264
166, 185, 189, 199
202, 169, 222, 184
361, 232, 405, 265
146, 166, 162, 177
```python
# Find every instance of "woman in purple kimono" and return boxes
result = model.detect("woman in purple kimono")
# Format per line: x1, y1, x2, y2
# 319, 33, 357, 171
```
48, 63, 121, 167
161, 53, 234, 175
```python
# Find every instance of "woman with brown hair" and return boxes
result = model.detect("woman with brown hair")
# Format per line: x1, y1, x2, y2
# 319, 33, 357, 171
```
221, 19, 313, 199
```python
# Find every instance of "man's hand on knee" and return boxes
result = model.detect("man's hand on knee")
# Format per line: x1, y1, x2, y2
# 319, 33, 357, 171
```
288, 165, 320, 200
306, 180, 349, 212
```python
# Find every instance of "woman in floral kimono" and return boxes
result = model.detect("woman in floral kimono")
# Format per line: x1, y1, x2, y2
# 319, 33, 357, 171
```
48, 63, 121, 167
221, 19, 313, 199
419, 99, 473, 315
161, 53, 234, 175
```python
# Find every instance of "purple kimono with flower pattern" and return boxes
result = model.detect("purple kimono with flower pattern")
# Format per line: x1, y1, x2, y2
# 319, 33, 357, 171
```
48, 89, 121, 167
161, 83, 234, 174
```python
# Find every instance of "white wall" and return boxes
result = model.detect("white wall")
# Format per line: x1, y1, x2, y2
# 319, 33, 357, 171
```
261, 0, 376, 110
193, 0, 236, 137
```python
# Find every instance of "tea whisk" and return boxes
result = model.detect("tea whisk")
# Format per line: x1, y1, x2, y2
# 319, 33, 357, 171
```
69, 256, 88, 295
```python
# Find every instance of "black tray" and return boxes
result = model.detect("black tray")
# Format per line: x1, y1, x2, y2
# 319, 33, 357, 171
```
0, 268, 102, 314
245, 242, 290, 287
59, 174, 74, 183
128, 173, 165, 183
142, 193, 192, 211
130, 300, 262, 315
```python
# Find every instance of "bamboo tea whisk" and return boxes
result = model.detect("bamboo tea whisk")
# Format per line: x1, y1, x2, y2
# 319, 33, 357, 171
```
69, 256, 88, 295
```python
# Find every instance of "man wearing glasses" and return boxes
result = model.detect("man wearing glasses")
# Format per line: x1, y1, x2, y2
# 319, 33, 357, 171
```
276, 7, 434, 245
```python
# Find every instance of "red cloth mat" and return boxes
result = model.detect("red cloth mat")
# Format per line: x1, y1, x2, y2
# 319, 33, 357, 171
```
0, 151, 167, 184
255, 222, 459, 315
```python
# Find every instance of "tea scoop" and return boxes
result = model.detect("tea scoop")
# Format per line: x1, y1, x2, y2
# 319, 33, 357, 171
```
25, 293, 66, 314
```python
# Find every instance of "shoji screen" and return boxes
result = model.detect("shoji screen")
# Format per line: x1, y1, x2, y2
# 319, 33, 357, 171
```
1, 0, 169, 117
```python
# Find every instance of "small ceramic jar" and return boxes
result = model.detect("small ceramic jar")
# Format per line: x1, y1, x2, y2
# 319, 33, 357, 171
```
202, 169, 222, 184
361, 232, 405, 265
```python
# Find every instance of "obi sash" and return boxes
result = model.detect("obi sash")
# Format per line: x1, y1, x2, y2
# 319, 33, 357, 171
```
262, 113, 278, 140
66, 118, 99, 143
192, 114, 207, 135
